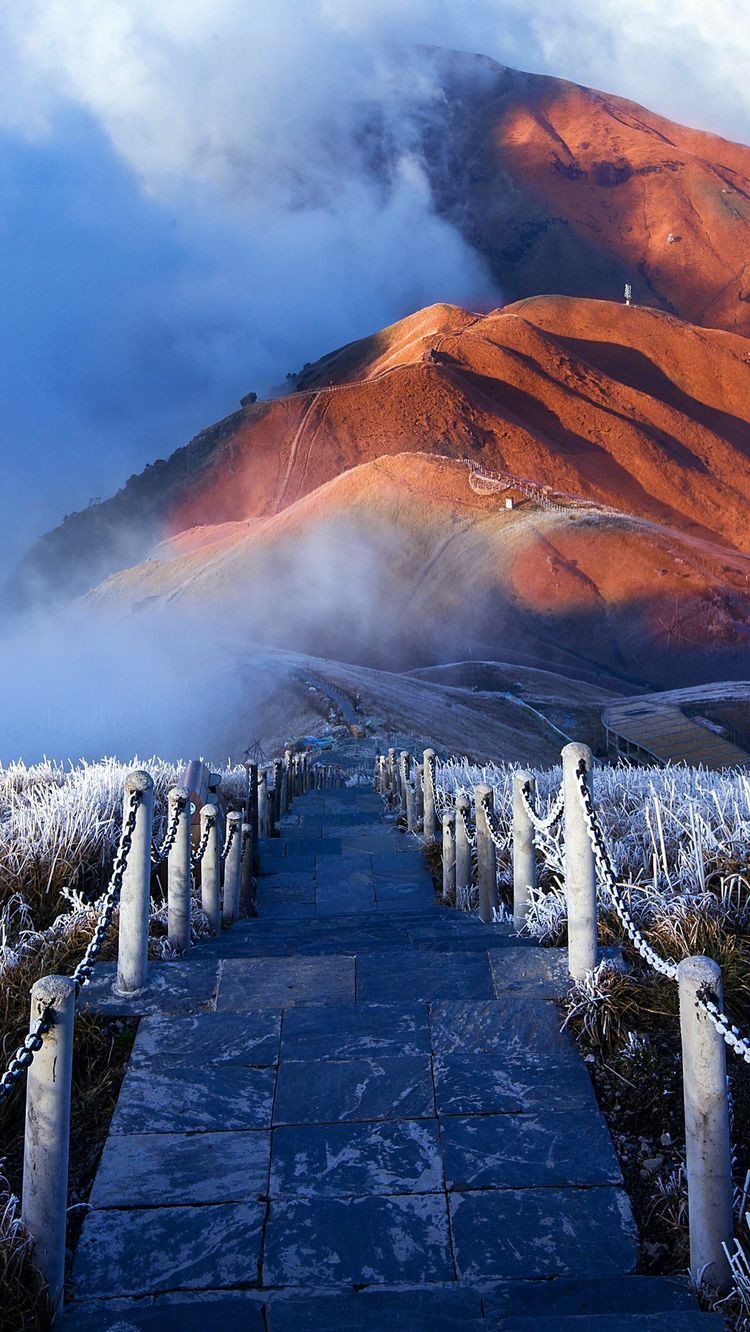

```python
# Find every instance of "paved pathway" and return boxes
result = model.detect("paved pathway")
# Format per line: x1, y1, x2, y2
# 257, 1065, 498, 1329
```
64, 788, 723, 1329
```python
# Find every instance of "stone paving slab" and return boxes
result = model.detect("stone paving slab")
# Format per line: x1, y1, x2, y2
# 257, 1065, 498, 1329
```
73, 1202, 265, 1298
316, 880, 375, 915
433, 1052, 595, 1116
262, 1194, 453, 1287
310, 811, 383, 826
130, 1012, 280, 1068
315, 852, 374, 875
257, 849, 315, 871
216, 956, 355, 1009
490, 1314, 724, 1331
60, 1301, 266, 1331
440, 1111, 622, 1190
489, 947, 570, 998
270, 1119, 442, 1197
266, 1288, 484, 1330
482, 1275, 700, 1319
280, 1003, 431, 1061
77, 961, 220, 1016
357, 951, 495, 1002
371, 852, 431, 876
255, 888, 316, 908
91, 1129, 270, 1206
273, 1055, 434, 1124
429, 1000, 581, 1060
109, 1065, 275, 1134
253, 868, 316, 890
449, 1187, 638, 1281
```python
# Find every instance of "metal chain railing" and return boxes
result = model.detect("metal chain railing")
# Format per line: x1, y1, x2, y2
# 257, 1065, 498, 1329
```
191, 812, 215, 866
520, 780, 565, 833
220, 817, 238, 864
0, 783, 143, 1107
0, 1012, 53, 1107
478, 789, 510, 853
70, 786, 142, 992
574, 760, 679, 980
151, 793, 187, 864
696, 985, 750, 1065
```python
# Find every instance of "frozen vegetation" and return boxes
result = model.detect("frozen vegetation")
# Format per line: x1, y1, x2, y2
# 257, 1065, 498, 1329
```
434, 756, 750, 948
0, 756, 249, 971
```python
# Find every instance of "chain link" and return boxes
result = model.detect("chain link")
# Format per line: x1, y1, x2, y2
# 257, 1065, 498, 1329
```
696, 986, 750, 1065
478, 791, 510, 853
520, 780, 565, 833
220, 817, 238, 864
0, 784, 143, 1108
151, 793, 187, 864
191, 813, 215, 866
71, 786, 142, 993
0, 1012, 53, 1107
574, 761, 679, 981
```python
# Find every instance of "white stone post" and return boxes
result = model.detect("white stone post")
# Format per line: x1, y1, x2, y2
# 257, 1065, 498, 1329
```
115, 769, 154, 995
442, 813, 455, 902
272, 761, 283, 830
399, 751, 410, 813
423, 749, 437, 843
562, 742, 598, 977
258, 771, 268, 838
406, 779, 417, 833
475, 784, 498, 924
678, 955, 734, 1293
512, 770, 537, 932
200, 803, 221, 934
385, 748, 395, 804
248, 763, 259, 866
22, 975, 76, 1315
222, 811, 243, 926
415, 762, 424, 826
241, 821, 254, 916
167, 785, 192, 953
455, 793, 471, 900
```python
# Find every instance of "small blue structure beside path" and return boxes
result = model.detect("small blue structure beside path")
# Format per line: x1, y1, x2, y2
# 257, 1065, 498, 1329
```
63, 785, 723, 1330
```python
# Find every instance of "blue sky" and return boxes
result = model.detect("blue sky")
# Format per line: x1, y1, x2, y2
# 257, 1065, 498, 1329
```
1, 0, 747, 569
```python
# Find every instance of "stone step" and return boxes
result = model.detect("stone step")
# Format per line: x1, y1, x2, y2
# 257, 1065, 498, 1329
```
489, 1316, 723, 1331
484, 1275, 706, 1319
57, 1288, 720, 1332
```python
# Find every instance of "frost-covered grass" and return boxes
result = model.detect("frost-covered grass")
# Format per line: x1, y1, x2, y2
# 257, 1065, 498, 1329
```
435, 758, 750, 1005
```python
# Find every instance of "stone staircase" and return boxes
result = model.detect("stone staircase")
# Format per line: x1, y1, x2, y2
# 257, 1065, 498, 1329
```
62, 787, 725, 1329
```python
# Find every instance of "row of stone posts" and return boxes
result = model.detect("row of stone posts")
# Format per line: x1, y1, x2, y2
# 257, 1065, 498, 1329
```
19, 747, 342, 1313
375, 739, 736, 1296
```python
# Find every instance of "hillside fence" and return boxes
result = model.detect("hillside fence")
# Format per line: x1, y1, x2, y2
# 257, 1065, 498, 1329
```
375, 742, 750, 1296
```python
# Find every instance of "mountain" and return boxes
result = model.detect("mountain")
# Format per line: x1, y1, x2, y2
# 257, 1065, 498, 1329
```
418, 49, 750, 333
14, 291, 750, 688
13, 51, 750, 611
